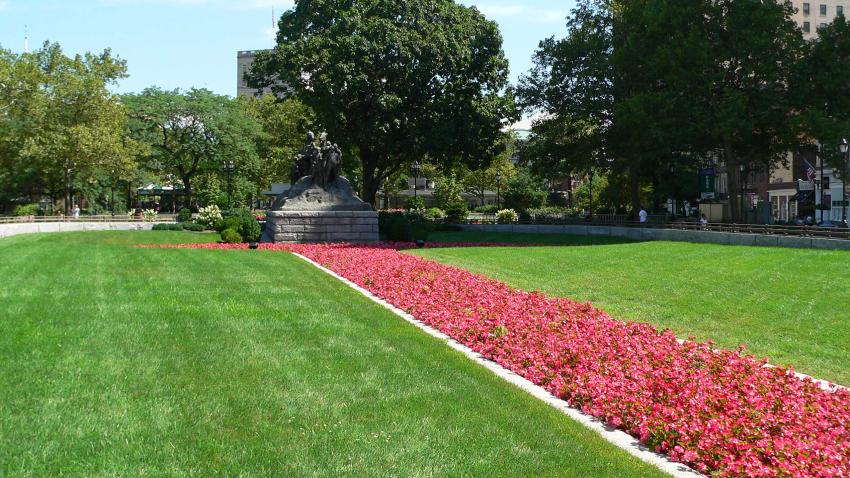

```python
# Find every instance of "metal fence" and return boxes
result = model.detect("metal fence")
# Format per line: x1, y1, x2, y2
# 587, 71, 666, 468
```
457, 215, 850, 240
0, 215, 176, 225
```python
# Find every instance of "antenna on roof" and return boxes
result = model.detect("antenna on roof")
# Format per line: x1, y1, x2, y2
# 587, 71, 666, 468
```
24, 25, 29, 54
272, 7, 275, 28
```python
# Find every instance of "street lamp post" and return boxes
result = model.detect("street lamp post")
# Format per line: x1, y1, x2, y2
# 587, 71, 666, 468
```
410, 161, 422, 201
589, 168, 593, 221
495, 171, 502, 209
840, 138, 849, 226
221, 160, 236, 206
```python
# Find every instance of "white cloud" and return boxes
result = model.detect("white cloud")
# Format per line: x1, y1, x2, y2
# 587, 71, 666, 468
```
0, 0, 9, 11
534, 9, 565, 23
476, 4, 524, 16
263, 26, 277, 41
99, 0, 292, 9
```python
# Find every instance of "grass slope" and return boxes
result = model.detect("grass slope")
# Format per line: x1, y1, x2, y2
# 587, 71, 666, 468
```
0, 231, 665, 477
415, 232, 850, 385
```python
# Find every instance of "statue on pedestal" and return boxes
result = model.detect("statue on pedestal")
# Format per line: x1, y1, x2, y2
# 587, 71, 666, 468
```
270, 131, 371, 212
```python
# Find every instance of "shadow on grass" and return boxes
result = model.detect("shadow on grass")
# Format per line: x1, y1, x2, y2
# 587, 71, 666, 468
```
426, 231, 643, 247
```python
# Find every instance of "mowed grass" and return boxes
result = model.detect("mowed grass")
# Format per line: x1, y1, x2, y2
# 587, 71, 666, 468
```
414, 231, 850, 386
0, 231, 667, 477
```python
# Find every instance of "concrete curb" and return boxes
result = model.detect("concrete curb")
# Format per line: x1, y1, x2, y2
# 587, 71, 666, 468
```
291, 252, 705, 478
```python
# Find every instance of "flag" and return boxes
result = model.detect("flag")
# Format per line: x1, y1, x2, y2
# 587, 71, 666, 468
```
803, 158, 817, 181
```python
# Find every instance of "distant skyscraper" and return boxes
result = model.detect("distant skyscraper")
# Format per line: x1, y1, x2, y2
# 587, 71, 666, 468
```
236, 50, 275, 97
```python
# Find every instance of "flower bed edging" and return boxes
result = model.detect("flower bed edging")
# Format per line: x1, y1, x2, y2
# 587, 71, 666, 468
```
290, 251, 704, 478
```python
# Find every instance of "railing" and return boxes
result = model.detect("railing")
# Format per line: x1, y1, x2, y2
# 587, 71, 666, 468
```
455, 216, 850, 240
0, 215, 176, 224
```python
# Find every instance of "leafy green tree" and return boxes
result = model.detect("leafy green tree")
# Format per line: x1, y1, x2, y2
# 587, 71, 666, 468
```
502, 172, 547, 213
238, 94, 314, 189
460, 135, 518, 207
797, 16, 850, 177
432, 177, 464, 210
519, 0, 807, 221
124, 88, 263, 208
250, 0, 518, 205
1, 43, 139, 213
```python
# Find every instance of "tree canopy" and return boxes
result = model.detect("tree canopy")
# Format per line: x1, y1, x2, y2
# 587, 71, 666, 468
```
250, 0, 518, 205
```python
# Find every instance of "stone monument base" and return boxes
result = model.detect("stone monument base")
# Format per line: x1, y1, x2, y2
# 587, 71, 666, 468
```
263, 210, 379, 243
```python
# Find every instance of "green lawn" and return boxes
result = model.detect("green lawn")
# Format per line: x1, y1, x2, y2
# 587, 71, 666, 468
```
415, 231, 850, 386
0, 231, 665, 477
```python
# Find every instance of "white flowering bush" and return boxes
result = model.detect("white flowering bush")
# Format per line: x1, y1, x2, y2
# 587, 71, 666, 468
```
496, 208, 518, 224
196, 205, 223, 228
141, 209, 159, 222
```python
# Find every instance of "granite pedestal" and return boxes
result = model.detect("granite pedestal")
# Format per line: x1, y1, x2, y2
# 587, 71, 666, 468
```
265, 210, 379, 243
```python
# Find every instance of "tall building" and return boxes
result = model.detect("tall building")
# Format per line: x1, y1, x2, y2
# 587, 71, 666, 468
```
791, 1, 846, 39
237, 50, 274, 97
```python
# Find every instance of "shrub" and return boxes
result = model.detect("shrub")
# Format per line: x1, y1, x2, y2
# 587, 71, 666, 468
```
176, 208, 193, 223
183, 223, 206, 232
503, 173, 547, 213
474, 205, 499, 214
443, 202, 468, 223
151, 223, 170, 231
527, 206, 575, 223
423, 208, 446, 220
433, 177, 463, 209
13, 204, 41, 217
215, 209, 261, 242
220, 228, 243, 243
141, 209, 159, 222
378, 211, 429, 241
196, 205, 223, 228
496, 208, 519, 224
404, 196, 425, 211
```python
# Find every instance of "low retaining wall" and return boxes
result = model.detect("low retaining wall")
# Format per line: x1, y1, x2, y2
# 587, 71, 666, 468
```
0, 222, 155, 239
459, 224, 850, 251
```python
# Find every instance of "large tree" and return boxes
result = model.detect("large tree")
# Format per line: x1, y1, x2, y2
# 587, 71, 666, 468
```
1, 43, 138, 213
124, 88, 262, 208
250, 0, 518, 205
519, 0, 807, 221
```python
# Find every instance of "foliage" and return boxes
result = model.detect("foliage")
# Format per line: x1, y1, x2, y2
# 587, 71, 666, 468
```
378, 211, 429, 241
443, 202, 469, 224
238, 94, 315, 189
432, 177, 464, 211
196, 205, 222, 228
176, 208, 192, 223
124, 88, 263, 208
474, 205, 500, 214
220, 228, 243, 244
141, 209, 158, 222
12, 204, 40, 217
404, 196, 425, 212
423, 208, 446, 221
214, 208, 261, 242
502, 173, 546, 213
518, 0, 808, 221
250, 0, 518, 205
460, 135, 519, 206
0, 42, 141, 214
496, 209, 518, 224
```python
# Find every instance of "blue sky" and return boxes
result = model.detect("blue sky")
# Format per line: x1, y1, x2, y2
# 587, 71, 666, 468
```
0, 0, 572, 98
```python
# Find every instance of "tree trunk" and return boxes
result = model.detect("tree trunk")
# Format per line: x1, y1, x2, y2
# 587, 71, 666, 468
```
182, 175, 193, 210
629, 172, 641, 219
360, 150, 380, 208
724, 140, 741, 223
64, 167, 72, 215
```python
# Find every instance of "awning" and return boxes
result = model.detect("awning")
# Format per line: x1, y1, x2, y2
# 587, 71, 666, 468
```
790, 190, 815, 202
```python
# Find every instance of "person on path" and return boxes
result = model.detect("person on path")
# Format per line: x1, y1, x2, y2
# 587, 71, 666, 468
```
72, 205, 80, 219
638, 207, 648, 224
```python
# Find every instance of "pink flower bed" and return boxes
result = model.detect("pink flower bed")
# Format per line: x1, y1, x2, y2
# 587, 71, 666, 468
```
148, 242, 850, 477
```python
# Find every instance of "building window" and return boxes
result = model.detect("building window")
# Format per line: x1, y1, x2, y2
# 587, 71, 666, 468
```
820, 4, 827, 15
803, 21, 811, 32
838, 5, 845, 16
819, 22, 828, 29
803, 2, 810, 15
